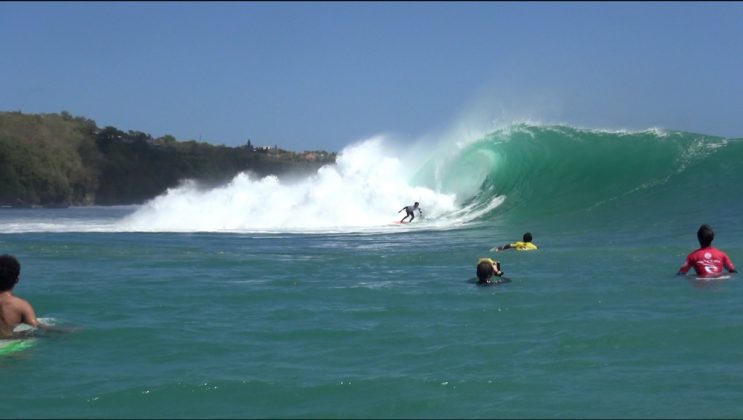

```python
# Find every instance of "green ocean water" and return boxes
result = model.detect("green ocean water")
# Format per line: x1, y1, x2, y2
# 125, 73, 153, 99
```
1, 125, 742, 418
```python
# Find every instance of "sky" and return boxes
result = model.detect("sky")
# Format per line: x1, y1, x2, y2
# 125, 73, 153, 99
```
2, 2, 743, 152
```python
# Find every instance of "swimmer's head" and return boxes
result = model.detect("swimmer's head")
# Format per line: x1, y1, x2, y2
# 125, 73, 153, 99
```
477, 258, 502, 283
476, 260, 494, 283
697, 224, 714, 247
0, 254, 20, 292
523, 232, 533, 242
414, 202, 419, 208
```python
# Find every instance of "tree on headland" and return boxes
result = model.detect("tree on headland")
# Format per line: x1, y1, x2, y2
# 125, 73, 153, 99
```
0, 111, 336, 207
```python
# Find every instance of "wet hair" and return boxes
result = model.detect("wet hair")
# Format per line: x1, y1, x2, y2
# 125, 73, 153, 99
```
414, 202, 419, 207
523, 232, 533, 242
0, 254, 20, 292
476, 260, 494, 282
697, 224, 714, 247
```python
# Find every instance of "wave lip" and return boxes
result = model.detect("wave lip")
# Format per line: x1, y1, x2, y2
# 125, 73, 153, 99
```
450, 124, 742, 223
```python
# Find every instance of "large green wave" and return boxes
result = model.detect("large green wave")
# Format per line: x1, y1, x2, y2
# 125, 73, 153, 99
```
414, 124, 743, 227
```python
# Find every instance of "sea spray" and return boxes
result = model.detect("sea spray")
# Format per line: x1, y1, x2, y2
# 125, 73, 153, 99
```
117, 136, 459, 232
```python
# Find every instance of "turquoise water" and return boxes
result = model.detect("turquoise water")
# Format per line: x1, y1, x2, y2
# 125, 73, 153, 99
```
1, 125, 742, 418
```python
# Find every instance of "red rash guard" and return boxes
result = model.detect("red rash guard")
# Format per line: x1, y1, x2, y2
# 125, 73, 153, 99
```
679, 247, 736, 277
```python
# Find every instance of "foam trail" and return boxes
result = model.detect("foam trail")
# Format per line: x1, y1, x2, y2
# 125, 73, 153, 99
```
117, 136, 473, 233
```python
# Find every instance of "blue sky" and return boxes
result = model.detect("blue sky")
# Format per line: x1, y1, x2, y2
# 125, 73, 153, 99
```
2, 2, 743, 151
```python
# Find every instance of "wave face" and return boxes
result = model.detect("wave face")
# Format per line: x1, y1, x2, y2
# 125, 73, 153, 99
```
116, 124, 741, 233
418, 124, 743, 226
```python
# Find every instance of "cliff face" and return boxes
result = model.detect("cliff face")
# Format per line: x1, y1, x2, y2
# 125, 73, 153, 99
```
0, 111, 336, 207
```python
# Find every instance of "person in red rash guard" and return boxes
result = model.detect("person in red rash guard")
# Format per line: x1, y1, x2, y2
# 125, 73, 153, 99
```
678, 224, 737, 278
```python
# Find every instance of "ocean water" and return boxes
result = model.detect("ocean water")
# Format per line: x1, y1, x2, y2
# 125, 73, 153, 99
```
1, 125, 742, 418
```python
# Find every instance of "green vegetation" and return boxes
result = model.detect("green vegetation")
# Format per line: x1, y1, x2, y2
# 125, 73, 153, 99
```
0, 111, 336, 207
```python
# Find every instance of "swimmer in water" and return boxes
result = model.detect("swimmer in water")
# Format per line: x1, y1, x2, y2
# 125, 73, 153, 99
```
476, 258, 510, 286
493, 232, 538, 252
677, 224, 737, 278
0, 254, 55, 338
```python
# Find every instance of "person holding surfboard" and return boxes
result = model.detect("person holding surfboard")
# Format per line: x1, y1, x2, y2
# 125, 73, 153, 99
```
0, 254, 55, 338
677, 224, 737, 278
398, 202, 422, 223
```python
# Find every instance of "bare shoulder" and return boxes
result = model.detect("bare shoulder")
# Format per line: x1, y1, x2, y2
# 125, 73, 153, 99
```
1, 294, 32, 310
5, 295, 38, 326
0, 293, 35, 333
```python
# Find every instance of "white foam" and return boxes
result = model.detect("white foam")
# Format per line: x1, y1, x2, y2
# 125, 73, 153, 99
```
116, 136, 491, 233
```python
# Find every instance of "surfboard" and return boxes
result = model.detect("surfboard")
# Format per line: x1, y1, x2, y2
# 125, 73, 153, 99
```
0, 321, 49, 356
695, 275, 732, 281
0, 338, 37, 356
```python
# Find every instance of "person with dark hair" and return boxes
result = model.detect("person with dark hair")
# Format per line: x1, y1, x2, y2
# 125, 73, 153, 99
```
398, 202, 422, 223
493, 232, 538, 252
0, 254, 54, 338
678, 224, 737, 278
476, 258, 510, 286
